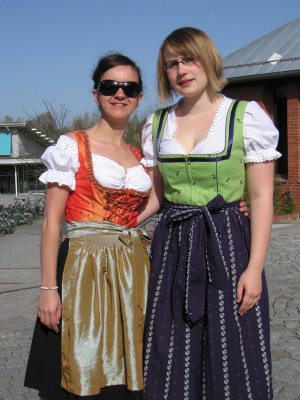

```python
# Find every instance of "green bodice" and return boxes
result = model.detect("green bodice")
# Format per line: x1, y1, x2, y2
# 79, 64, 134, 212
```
152, 100, 248, 206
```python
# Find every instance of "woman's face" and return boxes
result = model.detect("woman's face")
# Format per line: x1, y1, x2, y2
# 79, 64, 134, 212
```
163, 49, 209, 99
94, 65, 142, 122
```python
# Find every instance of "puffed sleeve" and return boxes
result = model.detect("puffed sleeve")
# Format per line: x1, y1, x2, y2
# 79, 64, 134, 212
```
39, 135, 80, 190
140, 113, 158, 167
244, 101, 281, 163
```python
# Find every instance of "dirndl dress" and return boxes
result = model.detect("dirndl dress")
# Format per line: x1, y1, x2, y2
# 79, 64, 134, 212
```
143, 101, 274, 399
25, 221, 150, 400
25, 130, 151, 399
143, 196, 273, 400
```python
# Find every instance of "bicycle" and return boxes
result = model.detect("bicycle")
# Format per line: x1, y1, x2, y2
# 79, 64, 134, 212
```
10, 201, 34, 225
0, 205, 16, 236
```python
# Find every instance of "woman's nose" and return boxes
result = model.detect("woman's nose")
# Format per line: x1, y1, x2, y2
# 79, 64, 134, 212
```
114, 88, 126, 98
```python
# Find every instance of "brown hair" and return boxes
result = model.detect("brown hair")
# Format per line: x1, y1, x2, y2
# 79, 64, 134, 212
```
157, 27, 227, 103
92, 53, 143, 90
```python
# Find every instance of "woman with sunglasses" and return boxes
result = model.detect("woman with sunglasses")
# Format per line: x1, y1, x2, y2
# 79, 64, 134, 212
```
25, 53, 151, 400
139, 27, 280, 399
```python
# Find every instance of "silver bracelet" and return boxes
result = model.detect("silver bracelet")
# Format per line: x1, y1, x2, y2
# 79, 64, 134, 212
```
40, 286, 59, 290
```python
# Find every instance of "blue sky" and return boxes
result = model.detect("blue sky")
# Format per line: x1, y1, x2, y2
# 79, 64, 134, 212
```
0, 0, 298, 122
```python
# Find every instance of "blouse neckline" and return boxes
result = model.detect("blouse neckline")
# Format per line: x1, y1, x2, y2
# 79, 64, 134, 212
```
79, 130, 150, 198
170, 95, 227, 155
91, 153, 144, 174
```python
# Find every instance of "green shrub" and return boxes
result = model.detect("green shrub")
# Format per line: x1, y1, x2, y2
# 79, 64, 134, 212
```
273, 181, 296, 215
244, 180, 296, 216
273, 181, 282, 215
280, 191, 297, 215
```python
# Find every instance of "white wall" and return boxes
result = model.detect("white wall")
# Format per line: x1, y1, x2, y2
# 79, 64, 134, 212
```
11, 130, 47, 157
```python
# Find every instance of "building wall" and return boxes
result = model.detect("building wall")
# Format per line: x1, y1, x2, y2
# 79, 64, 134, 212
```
223, 79, 300, 212
286, 81, 300, 211
12, 130, 46, 157
0, 127, 48, 195
223, 83, 272, 112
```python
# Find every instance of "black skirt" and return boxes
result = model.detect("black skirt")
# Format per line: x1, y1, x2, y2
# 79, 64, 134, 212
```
24, 239, 143, 400
143, 196, 273, 400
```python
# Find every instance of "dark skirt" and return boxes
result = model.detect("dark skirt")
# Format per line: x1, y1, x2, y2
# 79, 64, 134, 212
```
24, 239, 143, 400
143, 196, 273, 400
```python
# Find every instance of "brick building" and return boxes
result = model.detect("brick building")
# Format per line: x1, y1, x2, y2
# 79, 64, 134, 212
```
222, 17, 300, 212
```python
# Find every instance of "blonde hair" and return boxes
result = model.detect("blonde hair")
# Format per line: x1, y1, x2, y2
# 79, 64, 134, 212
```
157, 27, 228, 103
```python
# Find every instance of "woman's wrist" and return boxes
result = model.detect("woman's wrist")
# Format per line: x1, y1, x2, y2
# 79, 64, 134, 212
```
40, 285, 58, 290
245, 261, 264, 274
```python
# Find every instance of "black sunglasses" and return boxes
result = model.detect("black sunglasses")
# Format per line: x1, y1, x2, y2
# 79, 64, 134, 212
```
97, 80, 142, 98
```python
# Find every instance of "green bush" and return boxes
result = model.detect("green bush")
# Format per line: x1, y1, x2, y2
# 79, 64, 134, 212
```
273, 181, 296, 215
244, 180, 296, 216
280, 191, 297, 215
273, 181, 282, 215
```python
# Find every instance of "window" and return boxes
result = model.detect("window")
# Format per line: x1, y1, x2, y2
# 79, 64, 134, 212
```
274, 86, 288, 178
0, 132, 12, 155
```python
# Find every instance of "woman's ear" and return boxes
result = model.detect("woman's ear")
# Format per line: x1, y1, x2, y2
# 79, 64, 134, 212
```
136, 93, 143, 108
92, 89, 100, 106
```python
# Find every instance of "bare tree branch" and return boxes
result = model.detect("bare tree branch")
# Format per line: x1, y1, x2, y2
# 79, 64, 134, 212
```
24, 97, 71, 141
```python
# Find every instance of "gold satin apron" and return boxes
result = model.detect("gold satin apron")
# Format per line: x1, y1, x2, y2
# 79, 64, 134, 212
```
61, 221, 150, 396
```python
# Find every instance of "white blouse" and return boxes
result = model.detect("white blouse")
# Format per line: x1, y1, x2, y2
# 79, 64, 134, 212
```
141, 96, 281, 167
39, 135, 152, 192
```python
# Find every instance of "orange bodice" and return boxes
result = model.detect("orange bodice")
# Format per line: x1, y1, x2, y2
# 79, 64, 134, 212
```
65, 131, 150, 227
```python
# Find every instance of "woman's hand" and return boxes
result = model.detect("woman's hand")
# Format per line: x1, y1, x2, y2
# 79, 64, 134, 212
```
236, 268, 262, 316
37, 183, 69, 333
137, 166, 164, 224
239, 199, 249, 217
37, 290, 62, 333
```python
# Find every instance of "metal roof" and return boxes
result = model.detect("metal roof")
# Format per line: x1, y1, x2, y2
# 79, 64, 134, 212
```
0, 158, 42, 165
223, 17, 300, 82
0, 123, 54, 147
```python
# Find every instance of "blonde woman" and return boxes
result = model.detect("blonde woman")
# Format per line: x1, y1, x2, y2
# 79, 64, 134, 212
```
139, 28, 280, 399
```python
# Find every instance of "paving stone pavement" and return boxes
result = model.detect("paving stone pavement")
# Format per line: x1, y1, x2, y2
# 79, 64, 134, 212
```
0, 218, 299, 400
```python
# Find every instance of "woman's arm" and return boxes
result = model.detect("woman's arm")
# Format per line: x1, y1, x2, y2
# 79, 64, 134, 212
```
137, 166, 164, 225
38, 183, 70, 332
237, 161, 274, 316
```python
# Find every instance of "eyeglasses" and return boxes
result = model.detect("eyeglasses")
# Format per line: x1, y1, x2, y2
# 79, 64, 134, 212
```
163, 57, 195, 72
97, 80, 142, 98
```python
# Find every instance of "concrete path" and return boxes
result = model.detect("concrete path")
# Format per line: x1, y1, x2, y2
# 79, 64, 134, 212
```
0, 218, 299, 399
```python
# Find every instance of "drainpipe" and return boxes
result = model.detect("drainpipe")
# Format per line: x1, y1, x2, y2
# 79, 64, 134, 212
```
14, 165, 18, 197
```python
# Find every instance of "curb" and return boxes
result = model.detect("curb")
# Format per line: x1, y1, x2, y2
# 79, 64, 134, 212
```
273, 213, 300, 223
